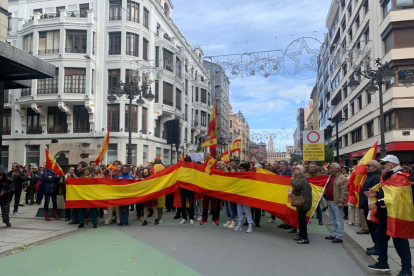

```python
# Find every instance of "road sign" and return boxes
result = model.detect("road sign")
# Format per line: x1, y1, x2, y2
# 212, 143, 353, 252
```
294, 146, 302, 155
303, 130, 324, 161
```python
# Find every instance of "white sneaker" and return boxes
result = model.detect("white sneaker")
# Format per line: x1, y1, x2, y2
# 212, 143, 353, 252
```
267, 218, 275, 223
233, 225, 243, 232
13, 212, 18, 216
179, 219, 187, 225
228, 221, 236, 229
189, 219, 194, 225
104, 220, 109, 225
223, 220, 231, 227
246, 226, 253, 234
158, 220, 163, 224
196, 216, 202, 221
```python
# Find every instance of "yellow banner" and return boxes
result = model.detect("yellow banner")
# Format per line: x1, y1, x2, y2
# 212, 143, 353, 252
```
303, 144, 324, 161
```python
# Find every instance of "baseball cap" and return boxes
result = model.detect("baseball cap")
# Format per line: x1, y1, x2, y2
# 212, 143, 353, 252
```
380, 155, 400, 165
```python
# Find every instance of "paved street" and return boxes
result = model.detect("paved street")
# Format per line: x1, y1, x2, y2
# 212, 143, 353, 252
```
2, 204, 412, 276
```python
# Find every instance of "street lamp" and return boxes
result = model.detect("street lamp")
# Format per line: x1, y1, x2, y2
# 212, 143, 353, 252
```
217, 135, 231, 159
348, 58, 413, 158
242, 149, 248, 162
328, 117, 346, 163
107, 73, 155, 165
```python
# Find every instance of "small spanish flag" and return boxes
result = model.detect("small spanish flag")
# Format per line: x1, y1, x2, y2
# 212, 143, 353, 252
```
95, 127, 110, 165
179, 153, 185, 161
151, 155, 162, 163
201, 136, 217, 148
203, 157, 217, 175
322, 163, 328, 168
221, 151, 230, 162
230, 139, 241, 153
45, 147, 65, 176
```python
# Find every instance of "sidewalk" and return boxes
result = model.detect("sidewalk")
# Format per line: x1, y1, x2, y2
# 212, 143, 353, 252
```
0, 204, 79, 256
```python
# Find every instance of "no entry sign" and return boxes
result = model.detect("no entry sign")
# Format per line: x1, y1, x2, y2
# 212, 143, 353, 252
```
303, 130, 324, 161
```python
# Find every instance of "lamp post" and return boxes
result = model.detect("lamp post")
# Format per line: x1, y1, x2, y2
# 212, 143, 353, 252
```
242, 149, 248, 162
328, 117, 346, 163
217, 135, 231, 159
107, 74, 155, 165
348, 58, 413, 158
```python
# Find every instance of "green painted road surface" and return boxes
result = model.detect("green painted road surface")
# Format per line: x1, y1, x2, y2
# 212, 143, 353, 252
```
0, 214, 366, 276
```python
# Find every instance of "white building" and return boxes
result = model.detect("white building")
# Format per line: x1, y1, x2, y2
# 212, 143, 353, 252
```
323, 0, 414, 165
5, 0, 214, 169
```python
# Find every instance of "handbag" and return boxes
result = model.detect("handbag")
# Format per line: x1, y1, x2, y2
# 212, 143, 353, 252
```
291, 195, 306, 207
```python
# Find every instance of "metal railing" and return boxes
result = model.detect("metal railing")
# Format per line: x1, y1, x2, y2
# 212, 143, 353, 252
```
27, 127, 42, 134
108, 49, 121, 55
38, 49, 59, 55
65, 48, 86, 54
21, 88, 31, 97
3, 128, 11, 135
109, 16, 122, 21
64, 88, 86, 94
38, 88, 58, 94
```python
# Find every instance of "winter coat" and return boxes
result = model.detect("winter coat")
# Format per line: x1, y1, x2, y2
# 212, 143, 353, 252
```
327, 173, 349, 205
41, 169, 61, 195
359, 171, 381, 210
30, 171, 42, 187
7, 170, 27, 190
0, 175, 14, 203
291, 178, 312, 212
305, 171, 323, 178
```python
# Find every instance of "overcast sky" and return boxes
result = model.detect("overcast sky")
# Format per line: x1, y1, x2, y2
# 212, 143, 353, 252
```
172, 0, 332, 148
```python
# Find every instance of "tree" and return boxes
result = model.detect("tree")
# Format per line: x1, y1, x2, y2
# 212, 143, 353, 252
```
315, 145, 334, 167
196, 144, 202, 153
290, 154, 302, 165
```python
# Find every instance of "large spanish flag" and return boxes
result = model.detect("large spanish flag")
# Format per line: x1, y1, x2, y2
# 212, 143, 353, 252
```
230, 139, 241, 153
347, 141, 378, 207
256, 168, 329, 228
382, 172, 414, 239
95, 127, 110, 165
45, 147, 65, 176
201, 136, 217, 148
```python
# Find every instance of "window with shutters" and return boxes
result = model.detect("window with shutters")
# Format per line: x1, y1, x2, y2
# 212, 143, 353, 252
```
195, 87, 199, 101
109, 1, 122, 21
163, 49, 173, 72
79, 3, 89, 17
39, 31, 60, 54
23, 34, 33, 54
143, 38, 149, 60
66, 30, 87, 53
48, 107, 68, 134
384, 110, 396, 132
125, 105, 138, 133
126, 33, 139, 56
185, 79, 188, 95
64, 68, 86, 93
367, 121, 374, 138
396, 108, 414, 129
155, 81, 159, 103
176, 88, 182, 110
358, 96, 362, 111
163, 82, 173, 106
127, 1, 139, 22
3, 109, 11, 135
351, 127, 362, 143
27, 108, 42, 134
201, 89, 207, 104
201, 111, 207, 126
73, 105, 90, 133
107, 104, 120, 132
185, 104, 188, 121
38, 68, 59, 94
142, 107, 148, 134
143, 7, 149, 28
109, 32, 121, 55
108, 69, 120, 92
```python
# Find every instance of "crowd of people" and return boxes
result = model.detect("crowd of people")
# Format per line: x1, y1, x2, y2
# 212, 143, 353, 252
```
0, 155, 412, 276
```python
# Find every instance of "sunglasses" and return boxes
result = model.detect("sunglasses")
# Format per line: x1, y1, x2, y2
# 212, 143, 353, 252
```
380, 161, 389, 165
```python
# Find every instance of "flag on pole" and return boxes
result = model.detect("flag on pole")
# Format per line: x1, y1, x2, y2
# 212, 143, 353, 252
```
203, 157, 217, 175
207, 97, 218, 156
179, 153, 185, 161
230, 139, 241, 153
95, 127, 110, 165
221, 151, 230, 163
347, 141, 378, 207
322, 163, 328, 168
45, 147, 65, 176
151, 155, 162, 163
201, 136, 217, 148
339, 160, 342, 167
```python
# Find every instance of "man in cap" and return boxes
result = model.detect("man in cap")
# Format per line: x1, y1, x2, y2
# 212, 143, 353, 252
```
365, 155, 413, 276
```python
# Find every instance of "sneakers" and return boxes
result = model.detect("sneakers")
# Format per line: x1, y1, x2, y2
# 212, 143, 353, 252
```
228, 221, 236, 229
397, 270, 413, 276
233, 225, 243, 232
267, 218, 275, 223
116, 223, 123, 227
179, 219, 187, 225
173, 214, 181, 219
125, 222, 129, 227
13, 212, 18, 216
297, 239, 309, 244
200, 220, 207, 225
93, 224, 97, 229
104, 220, 109, 225
214, 220, 219, 226
196, 216, 202, 221
158, 220, 163, 224
6, 222, 11, 227
142, 220, 148, 226
189, 219, 194, 225
368, 263, 391, 272
255, 223, 261, 228
154, 219, 159, 225
78, 223, 85, 229
246, 226, 253, 234
223, 220, 232, 227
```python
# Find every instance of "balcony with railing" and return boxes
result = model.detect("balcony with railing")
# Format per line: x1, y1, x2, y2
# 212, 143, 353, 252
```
3, 127, 11, 135
38, 49, 59, 55
191, 120, 198, 129
21, 88, 31, 97
154, 129, 161, 138
38, 88, 58, 94
65, 47, 86, 54
27, 126, 42, 134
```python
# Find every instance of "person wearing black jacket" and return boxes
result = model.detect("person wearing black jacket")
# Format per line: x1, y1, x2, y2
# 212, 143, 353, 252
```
0, 165, 14, 227
7, 162, 27, 215
29, 166, 42, 205
41, 168, 61, 221
358, 160, 381, 255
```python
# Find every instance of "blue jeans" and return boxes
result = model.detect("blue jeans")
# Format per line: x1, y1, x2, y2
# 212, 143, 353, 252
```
237, 204, 252, 226
180, 193, 194, 220
224, 201, 236, 220
70, 208, 78, 223
78, 208, 97, 225
43, 194, 57, 212
119, 205, 129, 224
328, 201, 344, 239
316, 202, 322, 222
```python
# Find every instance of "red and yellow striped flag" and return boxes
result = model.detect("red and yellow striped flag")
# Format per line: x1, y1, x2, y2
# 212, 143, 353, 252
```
95, 127, 110, 165
221, 151, 230, 162
208, 97, 217, 138
179, 153, 185, 161
201, 136, 217, 148
230, 139, 241, 153
347, 141, 378, 207
151, 154, 162, 163
45, 147, 64, 176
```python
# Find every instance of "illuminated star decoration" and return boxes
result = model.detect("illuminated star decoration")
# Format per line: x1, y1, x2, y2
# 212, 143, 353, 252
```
286, 38, 319, 75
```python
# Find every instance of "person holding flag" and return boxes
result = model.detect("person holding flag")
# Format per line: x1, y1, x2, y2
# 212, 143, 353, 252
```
365, 155, 413, 275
